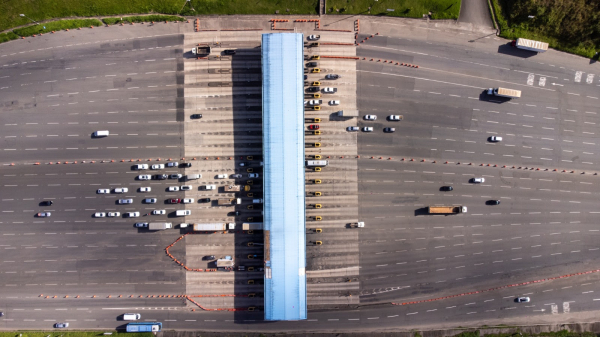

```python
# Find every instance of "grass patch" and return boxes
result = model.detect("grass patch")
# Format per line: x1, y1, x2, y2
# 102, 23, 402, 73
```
0, 332, 152, 337
102, 14, 185, 25
492, 0, 600, 59
326, 0, 460, 19
12, 19, 102, 37
0, 31, 19, 43
188, 0, 318, 15
480, 330, 597, 337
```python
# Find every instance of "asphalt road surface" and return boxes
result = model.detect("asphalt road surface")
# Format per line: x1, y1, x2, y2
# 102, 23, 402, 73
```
1, 16, 600, 332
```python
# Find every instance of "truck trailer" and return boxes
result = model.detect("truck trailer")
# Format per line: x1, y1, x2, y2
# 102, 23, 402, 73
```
337, 110, 359, 117
148, 222, 172, 230
242, 222, 264, 231
512, 38, 548, 53
126, 322, 162, 332
487, 87, 521, 99
193, 223, 236, 231
218, 198, 241, 205
427, 206, 467, 214
224, 185, 251, 192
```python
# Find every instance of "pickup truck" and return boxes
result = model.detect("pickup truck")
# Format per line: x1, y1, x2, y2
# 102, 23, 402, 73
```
323, 87, 337, 93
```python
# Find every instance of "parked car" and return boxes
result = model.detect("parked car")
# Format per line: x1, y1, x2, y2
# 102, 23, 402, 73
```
168, 186, 180, 192
347, 126, 359, 132
139, 187, 151, 192
138, 175, 151, 180
362, 127, 374, 132
364, 115, 377, 120
97, 189, 110, 194
152, 210, 166, 215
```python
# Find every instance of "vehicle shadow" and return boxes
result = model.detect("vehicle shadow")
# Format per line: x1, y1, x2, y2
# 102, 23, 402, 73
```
497, 43, 537, 58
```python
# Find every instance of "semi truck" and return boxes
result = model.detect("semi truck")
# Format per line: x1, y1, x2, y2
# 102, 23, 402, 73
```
148, 222, 172, 230
193, 223, 236, 231
218, 198, 241, 205
225, 185, 251, 192
242, 222, 264, 231
487, 87, 521, 99
512, 38, 548, 53
126, 322, 162, 332
427, 206, 467, 214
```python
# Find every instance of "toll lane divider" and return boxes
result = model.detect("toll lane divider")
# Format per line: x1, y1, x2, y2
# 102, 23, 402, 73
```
356, 32, 380, 46
393, 268, 600, 306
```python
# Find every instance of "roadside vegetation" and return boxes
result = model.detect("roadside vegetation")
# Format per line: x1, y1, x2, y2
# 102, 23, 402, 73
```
327, 0, 461, 19
452, 330, 597, 337
0, 332, 152, 337
492, 0, 600, 58
102, 15, 185, 25
12, 19, 102, 37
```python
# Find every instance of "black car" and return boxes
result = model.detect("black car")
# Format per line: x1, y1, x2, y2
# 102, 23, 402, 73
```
203, 255, 216, 260
199, 198, 211, 203
307, 87, 320, 92
154, 174, 167, 180
191, 114, 202, 119
304, 75, 308, 80
306, 61, 318, 67
383, 127, 396, 133
223, 49, 236, 55
180, 163, 192, 168
41, 200, 53, 206
441, 186, 453, 191
231, 211, 241, 216
486, 200, 501, 205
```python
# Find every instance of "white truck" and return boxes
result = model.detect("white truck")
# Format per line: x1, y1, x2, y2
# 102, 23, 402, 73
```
193, 223, 236, 231
512, 38, 548, 53
149, 222, 173, 230
487, 87, 521, 99
337, 110, 360, 117
306, 160, 329, 167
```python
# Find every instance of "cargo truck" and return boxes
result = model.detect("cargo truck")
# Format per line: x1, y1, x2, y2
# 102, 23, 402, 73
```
126, 322, 162, 332
487, 87, 521, 99
337, 110, 359, 117
306, 160, 329, 167
218, 198, 241, 205
224, 185, 251, 192
242, 222, 264, 231
192, 44, 211, 56
148, 222, 172, 230
512, 38, 548, 53
217, 255, 234, 271
193, 223, 236, 231
427, 206, 467, 214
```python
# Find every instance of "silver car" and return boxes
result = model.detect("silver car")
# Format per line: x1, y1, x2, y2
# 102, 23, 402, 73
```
144, 198, 157, 204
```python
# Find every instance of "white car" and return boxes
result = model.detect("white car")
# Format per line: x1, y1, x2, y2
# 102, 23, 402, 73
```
97, 188, 110, 194
152, 210, 166, 215
205, 185, 216, 190
144, 198, 157, 204
323, 87, 337, 93
472, 177, 485, 183
329, 100, 340, 105
516, 297, 530, 303
169, 174, 182, 179
95, 212, 106, 218
114, 187, 128, 193
151, 164, 165, 170
308, 34, 320, 40
108, 212, 120, 217
217, 174, 227, 179
125, 212, 140, 218
181, 185, 192, 191
118, 199, 133, 204
168, 186, 180, 192
138, 175, 151, 180
167, 162, 179, 167
364, 115, 377, 120
248, 173, 259, 178
182, 198, 194, 204
37, 212, 51, 217
388, 115, 402, 121
139, 187, 151, 192
489, 136, 503, 142
362, 127, 373, 132
134, 164, 148, 170
346, 126, 359, 132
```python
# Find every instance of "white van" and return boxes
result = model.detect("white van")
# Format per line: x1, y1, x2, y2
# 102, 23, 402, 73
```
93, 130, 109, 137
186, 174, 201, 180
123, 313, 140, 321
176, 210, 191, 216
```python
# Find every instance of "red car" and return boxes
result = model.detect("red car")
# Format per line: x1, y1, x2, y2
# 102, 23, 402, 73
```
308, 124, 320, 130
169, 198, 181, 204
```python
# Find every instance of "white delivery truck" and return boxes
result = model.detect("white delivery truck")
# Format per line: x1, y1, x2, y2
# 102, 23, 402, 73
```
93, 130, 109, 137
487, 87, 521, 99
512, 38, 548, 53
